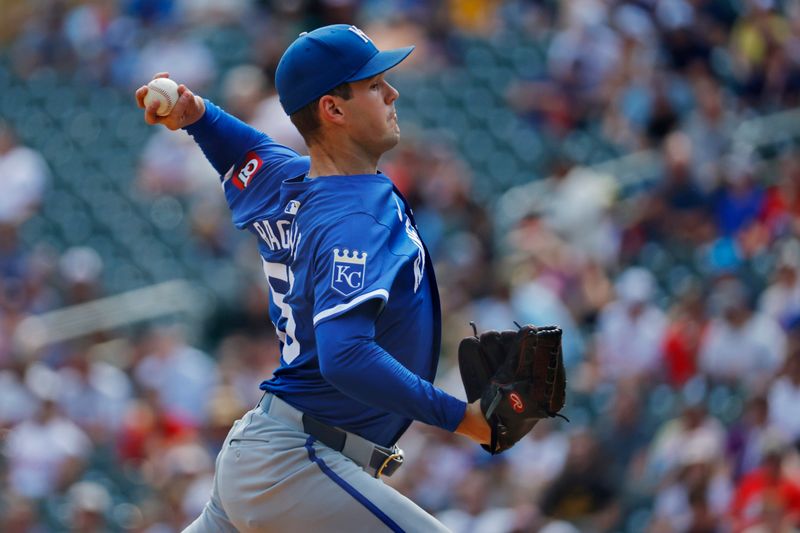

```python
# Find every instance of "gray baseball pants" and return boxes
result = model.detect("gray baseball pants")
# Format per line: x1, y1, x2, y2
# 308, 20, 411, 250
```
182, 394, 450, 532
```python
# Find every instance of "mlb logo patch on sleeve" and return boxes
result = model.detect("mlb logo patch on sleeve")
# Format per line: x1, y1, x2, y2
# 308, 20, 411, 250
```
284, 200, 301, 215
331, 248, 367, 296
233, 151, 264, 190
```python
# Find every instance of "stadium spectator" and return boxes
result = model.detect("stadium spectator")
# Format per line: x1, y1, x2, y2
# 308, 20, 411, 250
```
0, 121, 48, 225
57, 343, 133, 442
65, 480, 112, 533
759, 241, 800, 328
649, 131, 714, 246
684, 76, 738, 193
713, 155, 766, 238
506, 419, 569, 496
539, 430, 620, 531
0, 361, 37, 428
767, 353, 800, 446
595, 382, 653, 487
729, 438, 800, 532
651, 432, 733, 533
133, 326, 218, 427
536, 162, 619, 266
646, 400, 727, 482
699, 278, 787, 388
596, 267, 667, 382
661, 284, 707, 386
435, 468, 516, 533
57, 246, 104, 305
4, 392, 91, 499
727, 395, 784, 480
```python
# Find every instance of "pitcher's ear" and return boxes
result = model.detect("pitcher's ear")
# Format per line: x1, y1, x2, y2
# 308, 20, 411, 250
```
319, 94, 345, 123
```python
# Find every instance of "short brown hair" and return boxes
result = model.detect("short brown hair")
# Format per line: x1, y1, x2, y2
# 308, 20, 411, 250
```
290, 83, 353, 145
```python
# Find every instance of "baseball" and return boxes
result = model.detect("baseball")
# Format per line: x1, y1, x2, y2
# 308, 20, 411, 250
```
144, 78, 179, 116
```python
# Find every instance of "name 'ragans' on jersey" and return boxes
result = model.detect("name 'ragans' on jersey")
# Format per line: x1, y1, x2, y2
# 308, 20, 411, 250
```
251, 216, 302, 258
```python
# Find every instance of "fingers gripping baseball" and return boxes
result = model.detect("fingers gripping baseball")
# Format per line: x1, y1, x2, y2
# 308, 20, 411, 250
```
135, 73, 205, 130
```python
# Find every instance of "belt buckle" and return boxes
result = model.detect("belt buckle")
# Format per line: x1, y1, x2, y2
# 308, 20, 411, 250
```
375, 446, 404, 478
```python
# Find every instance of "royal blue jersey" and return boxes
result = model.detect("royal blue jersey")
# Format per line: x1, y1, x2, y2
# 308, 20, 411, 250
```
185, 102, 465, 446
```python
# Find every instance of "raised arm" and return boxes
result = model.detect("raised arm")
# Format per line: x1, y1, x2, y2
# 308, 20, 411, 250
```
135, 73, 283, 176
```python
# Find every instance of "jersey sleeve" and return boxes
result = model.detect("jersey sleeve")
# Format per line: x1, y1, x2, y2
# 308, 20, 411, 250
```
312, 212, 400, 327
315, 301, 466, 431
184, 100, 310, 228
183, 100, 298, 177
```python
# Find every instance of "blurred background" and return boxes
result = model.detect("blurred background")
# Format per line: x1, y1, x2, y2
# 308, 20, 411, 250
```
2, 0, 800, 531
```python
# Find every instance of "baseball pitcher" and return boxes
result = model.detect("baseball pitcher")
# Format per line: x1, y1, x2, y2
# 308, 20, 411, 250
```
136, 24, 566, 532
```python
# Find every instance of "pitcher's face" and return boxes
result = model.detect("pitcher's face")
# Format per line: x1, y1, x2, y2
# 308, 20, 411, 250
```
340, 73, 401, 156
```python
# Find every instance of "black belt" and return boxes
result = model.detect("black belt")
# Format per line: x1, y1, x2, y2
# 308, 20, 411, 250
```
260, 394, 404, 478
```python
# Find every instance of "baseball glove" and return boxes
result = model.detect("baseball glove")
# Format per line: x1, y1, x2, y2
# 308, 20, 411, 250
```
459, 323, 567, 454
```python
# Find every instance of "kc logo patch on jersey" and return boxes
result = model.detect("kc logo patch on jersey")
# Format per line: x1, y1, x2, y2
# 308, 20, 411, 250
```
331, 248, 367, 296
232, 151, 263, 190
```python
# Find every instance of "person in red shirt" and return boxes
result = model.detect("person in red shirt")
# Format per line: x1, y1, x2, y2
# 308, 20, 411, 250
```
662, 286, 707, 386
729, 443, 800, 532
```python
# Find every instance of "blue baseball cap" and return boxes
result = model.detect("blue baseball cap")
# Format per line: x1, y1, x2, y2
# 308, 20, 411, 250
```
275, 24, 414, 115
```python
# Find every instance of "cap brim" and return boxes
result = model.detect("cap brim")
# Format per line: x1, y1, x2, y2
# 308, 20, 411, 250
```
345, 46, 415, 82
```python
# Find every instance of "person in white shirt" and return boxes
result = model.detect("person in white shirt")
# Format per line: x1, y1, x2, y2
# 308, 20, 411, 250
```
759, 244, 800, 328
596, 267, 667, 382
699, 278, 787, 389
0, 122, 49, 224
5, 397, 91, 498
768, 354, 800, 445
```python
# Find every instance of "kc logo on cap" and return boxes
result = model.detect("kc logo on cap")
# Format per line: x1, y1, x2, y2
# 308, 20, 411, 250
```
347, 26, 371, 43
276, 24, 414, 115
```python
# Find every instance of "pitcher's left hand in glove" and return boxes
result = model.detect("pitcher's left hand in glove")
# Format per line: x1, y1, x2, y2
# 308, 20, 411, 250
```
458, 324, 567, 454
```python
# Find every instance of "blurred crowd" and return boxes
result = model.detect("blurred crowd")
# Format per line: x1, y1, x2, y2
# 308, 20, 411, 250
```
4, 0, 800, 532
